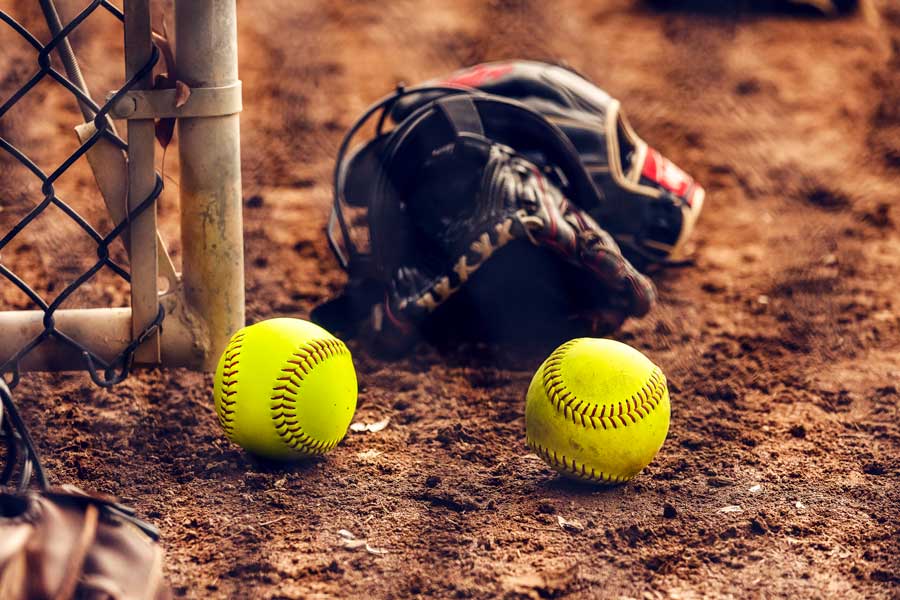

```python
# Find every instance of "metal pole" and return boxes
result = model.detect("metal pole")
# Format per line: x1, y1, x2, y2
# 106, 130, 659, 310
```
124, 0, 160, 364
38, 0, 94, 122
175, 0, 245, 370
39, 0, 119, 135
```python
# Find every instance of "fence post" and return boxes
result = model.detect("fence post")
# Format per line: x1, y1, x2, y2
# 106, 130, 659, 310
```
174, 0, 245, 370
124, 0, 160, 364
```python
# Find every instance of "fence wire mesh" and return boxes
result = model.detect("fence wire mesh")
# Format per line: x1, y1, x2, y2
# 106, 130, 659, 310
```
0, 1, 164, 390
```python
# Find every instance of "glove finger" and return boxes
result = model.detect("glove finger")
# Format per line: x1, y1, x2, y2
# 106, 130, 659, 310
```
529, 175, 656, 319
579, 228, 657, 317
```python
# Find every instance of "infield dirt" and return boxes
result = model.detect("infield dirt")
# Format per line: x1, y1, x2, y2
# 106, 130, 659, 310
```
1, 0, 899, 598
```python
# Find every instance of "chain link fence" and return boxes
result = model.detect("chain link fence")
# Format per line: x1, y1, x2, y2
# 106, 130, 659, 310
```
0, 1, 163, 389
0, 0, 245, 489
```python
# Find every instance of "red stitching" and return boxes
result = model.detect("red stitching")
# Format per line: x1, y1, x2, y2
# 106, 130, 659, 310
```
270, 338, 351, 455
541, 341, 666, 430
527, 438, 629, 484
215, 332, 246, 435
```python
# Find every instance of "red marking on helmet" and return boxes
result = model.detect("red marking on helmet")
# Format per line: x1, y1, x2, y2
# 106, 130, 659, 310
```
442, 63, 514, 88
642, 148, 695, 203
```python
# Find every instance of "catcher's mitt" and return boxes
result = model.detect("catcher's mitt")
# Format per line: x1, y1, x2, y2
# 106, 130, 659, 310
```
315, 61, 704, 352
388, 61, 705, 265
0, 380, 171, 600
646, 0, 857, 15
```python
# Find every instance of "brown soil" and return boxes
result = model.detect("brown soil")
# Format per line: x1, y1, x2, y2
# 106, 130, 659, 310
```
2, 0, 899, 598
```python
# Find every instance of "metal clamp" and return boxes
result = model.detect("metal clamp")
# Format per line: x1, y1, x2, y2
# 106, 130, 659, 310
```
108, 80, 242, 119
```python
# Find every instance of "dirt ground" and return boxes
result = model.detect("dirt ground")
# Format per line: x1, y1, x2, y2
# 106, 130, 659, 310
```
1, 0, 899, 598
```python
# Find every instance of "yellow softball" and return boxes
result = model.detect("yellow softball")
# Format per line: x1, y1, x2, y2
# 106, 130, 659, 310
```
212, 318, 357, 460
525, 338, 670, 484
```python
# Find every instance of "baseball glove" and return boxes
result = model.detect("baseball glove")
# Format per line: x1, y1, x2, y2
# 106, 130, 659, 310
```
789, 0, 857, 14
645, 0, 859, 17
0, 380, 171, 600
315, 61, 704, 352
646, 0, 857, 14
389, 61, 705, 265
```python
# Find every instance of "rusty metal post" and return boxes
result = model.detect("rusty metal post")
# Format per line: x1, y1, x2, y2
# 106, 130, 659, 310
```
124, 0, 160, 364
175, 0, 245, 370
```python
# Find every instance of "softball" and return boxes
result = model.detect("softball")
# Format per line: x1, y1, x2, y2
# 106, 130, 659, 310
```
525, 338, 670, 484
213, 318, 357, 460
